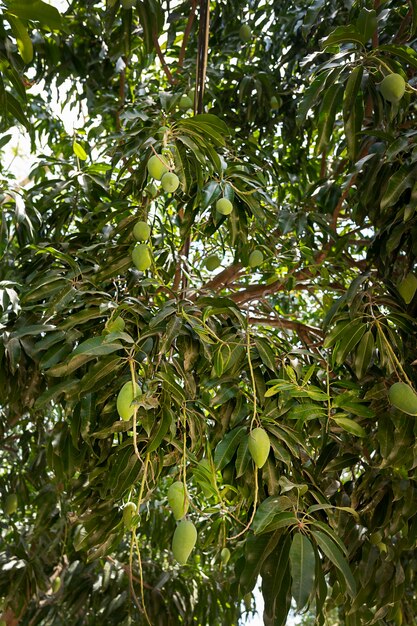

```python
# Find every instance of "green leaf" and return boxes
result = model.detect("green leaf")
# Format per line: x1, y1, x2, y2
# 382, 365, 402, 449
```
214, 427, 246, 470
378, 44, 417, 70
333, 415, 366, 437
73, 141, 88, 161
343, 66, 363, 123
316, 83, 343, 154
311, 530, 356, 597
321, 24, 366, 48
289, 533, 316, 609
354, 330, 375, 380
261, 534, 292, 626
334, 322, 367, 365
355, 8, 376, 42
380, 166, 417, 212
252, 497, 297, 535
72, 336, 123, 357
6, 15, 33, 63
6, 0, 65, 30
146, 407, 172, 453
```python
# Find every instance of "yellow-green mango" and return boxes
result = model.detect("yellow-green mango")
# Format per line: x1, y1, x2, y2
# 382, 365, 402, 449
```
388, 382, 417, 416
117, 381, 140, 420
167, 481, 189, 520
172, 520, 197, 565
248, 427, 270, 468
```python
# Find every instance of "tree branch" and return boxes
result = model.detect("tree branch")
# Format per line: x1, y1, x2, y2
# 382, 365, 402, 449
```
152, 31, 176, 85
248, 316, 324, 338
178, 0, 197, 69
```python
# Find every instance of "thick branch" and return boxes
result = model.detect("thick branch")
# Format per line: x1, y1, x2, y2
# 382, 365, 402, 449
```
178, 0, 197, 69
152, 31, 175, 84
248, 316, 324, 338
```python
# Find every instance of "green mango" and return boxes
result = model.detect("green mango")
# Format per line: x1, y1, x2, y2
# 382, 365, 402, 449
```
380, 73, 406, 103
123, 502, 137, 529
388, 382, 417, 416
117, 381, 140, 420
172, 520, 197, 565
248, 250, 263, 268
132, 244, 152, 271
133, 221, 151, 242
147, 154, 169, 180
167, 481, 189, 520
216, 197, 233, 215
161, 172, 179, 193
248, 428, 270, 468
4, 493, 18, 515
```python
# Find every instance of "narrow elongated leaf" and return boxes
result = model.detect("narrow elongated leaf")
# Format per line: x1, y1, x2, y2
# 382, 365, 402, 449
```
6, 16, 33, 63
343, 66, 363, 123
333, 415, 366, 437
214, 427, 246, 470
316, 83, 343, 153
321, 24, 366, 48
354, 330, 374, 379
261, 534, 292, 626
289, 533, 316, 609
334, 322, 367, 365
380, 165, 417, 212
311, 530, 356, 597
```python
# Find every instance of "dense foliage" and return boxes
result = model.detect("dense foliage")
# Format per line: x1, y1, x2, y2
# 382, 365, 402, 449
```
1, 0, 417, 624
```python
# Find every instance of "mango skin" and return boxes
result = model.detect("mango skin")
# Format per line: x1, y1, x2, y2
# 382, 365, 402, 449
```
172, 520, 197, 565
205, 254, 221, 271
248, 427, 271, 468
220, 547, 231, 564
161, 172, 180, 193
167, 481, 189, 520
380, 73, 406, 103
239, 24, 252, 42
147, 154, 169, 180
117, 381, 141, 421
249, 250, 264, 268
398, 272, 417, 304
133, 221, 151, 242
388, 382, 417, 416
123, 502, 137, 529
5, 493, 18, 515
132, 243, 152, 271
216, 197, 233, 215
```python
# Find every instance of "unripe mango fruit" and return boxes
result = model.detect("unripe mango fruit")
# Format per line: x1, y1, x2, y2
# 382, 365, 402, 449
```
388, 382, 417, 416
239, 24, 252, 42
117, 381, 141, 420
5, 493, 18, 515
380, 73, 406, 103
249, 250, 263, 268
205, 254, 221, 271
167, 481, 189, 520
132, 243, 152, 271
123, 502, 137, 529
216, 197, 233, 215
133, 221, 151, 242
248, 428, 271, 468
172, 520, 197, 565
220, 547, 231, 564
147, 154, 169, 180
398, 272, 417, 304
52, 576, 61, 593
161, 172, 180, 193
